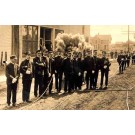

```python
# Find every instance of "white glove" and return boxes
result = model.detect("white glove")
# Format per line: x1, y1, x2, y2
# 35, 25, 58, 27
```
84, 71, 87, 74
49, 73, 51, 77
92, 70, 95, 74
78, 72, 81, 76
55, 70, 57, 73
12, 78, 17, 83
104, 65, 107, 69
26, 70, 31, 74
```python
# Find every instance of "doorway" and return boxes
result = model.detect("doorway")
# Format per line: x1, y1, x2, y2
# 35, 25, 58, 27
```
40, 27, 53, 51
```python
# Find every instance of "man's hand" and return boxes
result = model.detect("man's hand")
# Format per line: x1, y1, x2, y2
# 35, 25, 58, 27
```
12, 78, 17, 84
78, 72, 81, 76
26, 70, 31, 74
104, 65, 107, 69
92, 70, 95, 74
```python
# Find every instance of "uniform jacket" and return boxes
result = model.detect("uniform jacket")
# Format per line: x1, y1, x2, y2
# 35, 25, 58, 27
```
54, 56, 63, 73
62, 58, 74, 75
33, 57, 46, 76
20, 59, 33, 80
48, 58, 55, 75
91, 56, 100, 71
6, 63, 20, 85
82, 56, 93, 72
117, 55, 125, 64
99, 57, 111, 71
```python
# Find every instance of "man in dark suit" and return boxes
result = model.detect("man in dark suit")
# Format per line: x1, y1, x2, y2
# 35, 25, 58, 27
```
83, 49, 93, 90
99, 51, 111, 90
5, 55, 20, 107
54, 48, 63, 93
132, 51, 135, 64
91, 50, 100, 90
20, 51, 33, 103
42, 50, 49, 96
33, 50, 45, 97
117, 50, 125, 74
127, 52, 131, 67
63, 49, 74, 93
48, 51, 55, 94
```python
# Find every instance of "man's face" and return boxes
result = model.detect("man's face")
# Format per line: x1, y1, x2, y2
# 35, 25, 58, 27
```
37, 52, 42, 57
94, 52, 97, 57
26, 54, 31, 60
102, 53, 106, 57
11, 58, 17, 64
67, 52, 72, 58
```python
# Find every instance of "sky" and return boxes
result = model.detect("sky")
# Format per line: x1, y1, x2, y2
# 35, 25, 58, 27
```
90, 25, 135, 44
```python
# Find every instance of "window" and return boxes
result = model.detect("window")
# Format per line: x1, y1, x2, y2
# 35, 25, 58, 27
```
22, 25, 38, 57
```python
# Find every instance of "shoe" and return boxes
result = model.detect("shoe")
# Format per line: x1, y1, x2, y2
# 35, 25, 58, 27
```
99, 86, 103, 90
26, 101, 32, 103
12, 103, 16, 107
103, 86, 108, 90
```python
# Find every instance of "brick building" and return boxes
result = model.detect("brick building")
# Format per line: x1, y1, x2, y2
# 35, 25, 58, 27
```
0, 25, 90, 64
90, 34, 112, 53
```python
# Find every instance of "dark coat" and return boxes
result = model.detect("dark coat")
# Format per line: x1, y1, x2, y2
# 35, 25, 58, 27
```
54, 56, 63, 73
91, 56, 100, 71
6, 63, 20, 85
33, 57, 46, 76
20, 59, 33, 80
99, 57, 111, 71
117, 55, 125, 64
82, 56, 93, 72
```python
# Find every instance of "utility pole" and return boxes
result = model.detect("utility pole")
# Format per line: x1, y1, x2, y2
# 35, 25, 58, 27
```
128, 25, 129, 52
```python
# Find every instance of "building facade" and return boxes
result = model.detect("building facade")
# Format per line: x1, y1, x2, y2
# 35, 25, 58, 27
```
0, 25, 90, 64
90, 34, 112, 53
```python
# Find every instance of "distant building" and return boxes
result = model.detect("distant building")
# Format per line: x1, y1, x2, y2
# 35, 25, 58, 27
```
0, 25, 90, 64
90, 34, 112, 53
110, 41, 135, 52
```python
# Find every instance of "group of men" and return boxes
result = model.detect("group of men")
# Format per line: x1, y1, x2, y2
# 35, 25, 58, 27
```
117, 50, 135, 74
5, 48, 112, 107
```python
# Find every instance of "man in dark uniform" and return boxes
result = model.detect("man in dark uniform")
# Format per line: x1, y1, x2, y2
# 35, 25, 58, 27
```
54, 48, 63, 93
99, 51, 111, 90
33, 50, 45, 97
76, 51, 83, 90
5, 55, 20, 107
20, 51, 33, 103
83, 49, 93, 90
91, 50, 100, 90
48, 51, 55, 94
117, 50, 125, 74
127, 52, 131, 67
42, 50, 49, 96
63, 48, 74, 93
72, 50, 82, 91
123, 51, 127, 70
132, 51, 135, 64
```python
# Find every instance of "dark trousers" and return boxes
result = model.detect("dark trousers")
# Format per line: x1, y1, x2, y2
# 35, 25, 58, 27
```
7, 83, 17, 105
34, 75, 44, 97
85, 72, 92, 89
64, 73, 73, 92
124, 61, 126, 69
132, 59, 135, 64
100, 70, 109, 87
119, 62, 124, 73
48, 75, 53, 94
22, 79, 32, 102
55, 72, 63, 92
76, 75, 82, 89
127, 60, 130, 67
91, 70, 99, 88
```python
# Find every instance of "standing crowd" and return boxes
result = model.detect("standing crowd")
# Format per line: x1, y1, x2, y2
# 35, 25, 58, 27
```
5, 47, 135, 107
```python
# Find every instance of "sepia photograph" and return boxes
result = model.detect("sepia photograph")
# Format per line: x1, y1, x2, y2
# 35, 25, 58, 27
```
0, 25, 135, 110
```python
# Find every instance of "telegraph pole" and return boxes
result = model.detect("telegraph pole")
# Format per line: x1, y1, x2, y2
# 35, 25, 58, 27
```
128, 25, 129, 52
